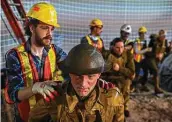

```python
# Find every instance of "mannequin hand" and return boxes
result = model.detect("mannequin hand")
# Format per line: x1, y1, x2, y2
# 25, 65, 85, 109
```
98, 79, 115, 89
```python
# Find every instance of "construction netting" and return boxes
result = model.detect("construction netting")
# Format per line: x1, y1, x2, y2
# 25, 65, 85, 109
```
1, 0, 172, 68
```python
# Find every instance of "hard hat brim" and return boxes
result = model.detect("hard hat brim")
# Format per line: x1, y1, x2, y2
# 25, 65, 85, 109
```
26, 16, 60, 28
54, 23, 60, 28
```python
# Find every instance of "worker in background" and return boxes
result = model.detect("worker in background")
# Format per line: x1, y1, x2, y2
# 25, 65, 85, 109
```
29, 44, 124, 122
142, 29, 170, 94
102, 38, 135, 118
120, 24, 134, 53
81, 18, 106, 54
5, 2, 67, 122
133, 26, 152, 91
140, 34, 158, 86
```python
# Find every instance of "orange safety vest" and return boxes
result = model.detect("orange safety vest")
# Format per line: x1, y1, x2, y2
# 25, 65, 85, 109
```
134, 38, 143, 62
86, 35, 103, 52
5, 44, 62, 122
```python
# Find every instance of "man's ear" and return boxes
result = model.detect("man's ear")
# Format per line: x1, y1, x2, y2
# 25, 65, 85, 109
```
98, 73, 101, 78
29, 25, 35, 34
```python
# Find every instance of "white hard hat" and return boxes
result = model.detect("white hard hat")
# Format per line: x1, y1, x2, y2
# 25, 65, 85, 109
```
120, 24, 132, 34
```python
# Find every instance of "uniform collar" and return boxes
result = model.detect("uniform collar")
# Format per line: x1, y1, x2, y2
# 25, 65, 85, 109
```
65, 82, 104, 113
111, 50, 126, 59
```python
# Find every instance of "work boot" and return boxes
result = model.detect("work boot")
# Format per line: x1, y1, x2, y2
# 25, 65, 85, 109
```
140, 85, 150, 92
155, 87, 165, 94
130, 85, 135, 93
124, 110, 130, 117
130, 87, 135, 93
130, 76, 140, 93
154, 76, 165, 94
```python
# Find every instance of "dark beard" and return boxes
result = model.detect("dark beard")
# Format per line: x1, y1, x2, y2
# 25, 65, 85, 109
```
35, 35, 52, 47
112, 51, 122, 58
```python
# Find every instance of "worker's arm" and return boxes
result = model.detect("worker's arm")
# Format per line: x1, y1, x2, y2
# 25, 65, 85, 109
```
53, 44, 70, 81
53, 44, 67, 63
134, 43, 152, 54
17, 87, 34, 101
6, 50, 58, 102
17, 81, 58, 102
6, 50, 30, 102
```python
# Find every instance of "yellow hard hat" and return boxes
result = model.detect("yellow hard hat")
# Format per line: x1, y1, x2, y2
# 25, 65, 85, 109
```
139, 26, 147, 33
26, 2, 60, 28
90, 18, 103, 27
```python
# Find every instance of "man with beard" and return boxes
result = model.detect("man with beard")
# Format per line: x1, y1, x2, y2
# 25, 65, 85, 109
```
29, 44, 124, 122
5, 2, 67, 122
5, 3, 116, 121
120, 24, 134, 53
102, 38, 135, 117
81, 18, 106, 54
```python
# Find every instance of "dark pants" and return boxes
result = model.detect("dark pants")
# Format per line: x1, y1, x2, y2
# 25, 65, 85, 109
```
134, 61, 142, 77
134, 60, 148, 86
141, 58, 158, 85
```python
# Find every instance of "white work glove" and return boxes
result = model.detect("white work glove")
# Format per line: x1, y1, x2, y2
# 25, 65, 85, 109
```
32, 81, 59, 102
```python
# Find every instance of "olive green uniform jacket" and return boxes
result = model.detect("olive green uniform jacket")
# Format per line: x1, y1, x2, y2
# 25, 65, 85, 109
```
29, 81, 124, 122
143, 38, 169, 76
102, 50, 135, 83
101, 50, 135, 110
145, 38, 169, 58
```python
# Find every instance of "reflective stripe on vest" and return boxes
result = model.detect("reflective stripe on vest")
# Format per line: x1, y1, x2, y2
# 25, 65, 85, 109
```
86, 35, 103, 52
134, 39, 142, 62
13, 44, 57, 121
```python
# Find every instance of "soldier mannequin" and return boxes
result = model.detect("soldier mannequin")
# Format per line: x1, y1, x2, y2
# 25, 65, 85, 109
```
102, 38, 135, 117
29, 44, 124, 122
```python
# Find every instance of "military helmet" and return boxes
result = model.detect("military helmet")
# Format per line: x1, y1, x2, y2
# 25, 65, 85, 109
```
63, 44, 109, 75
